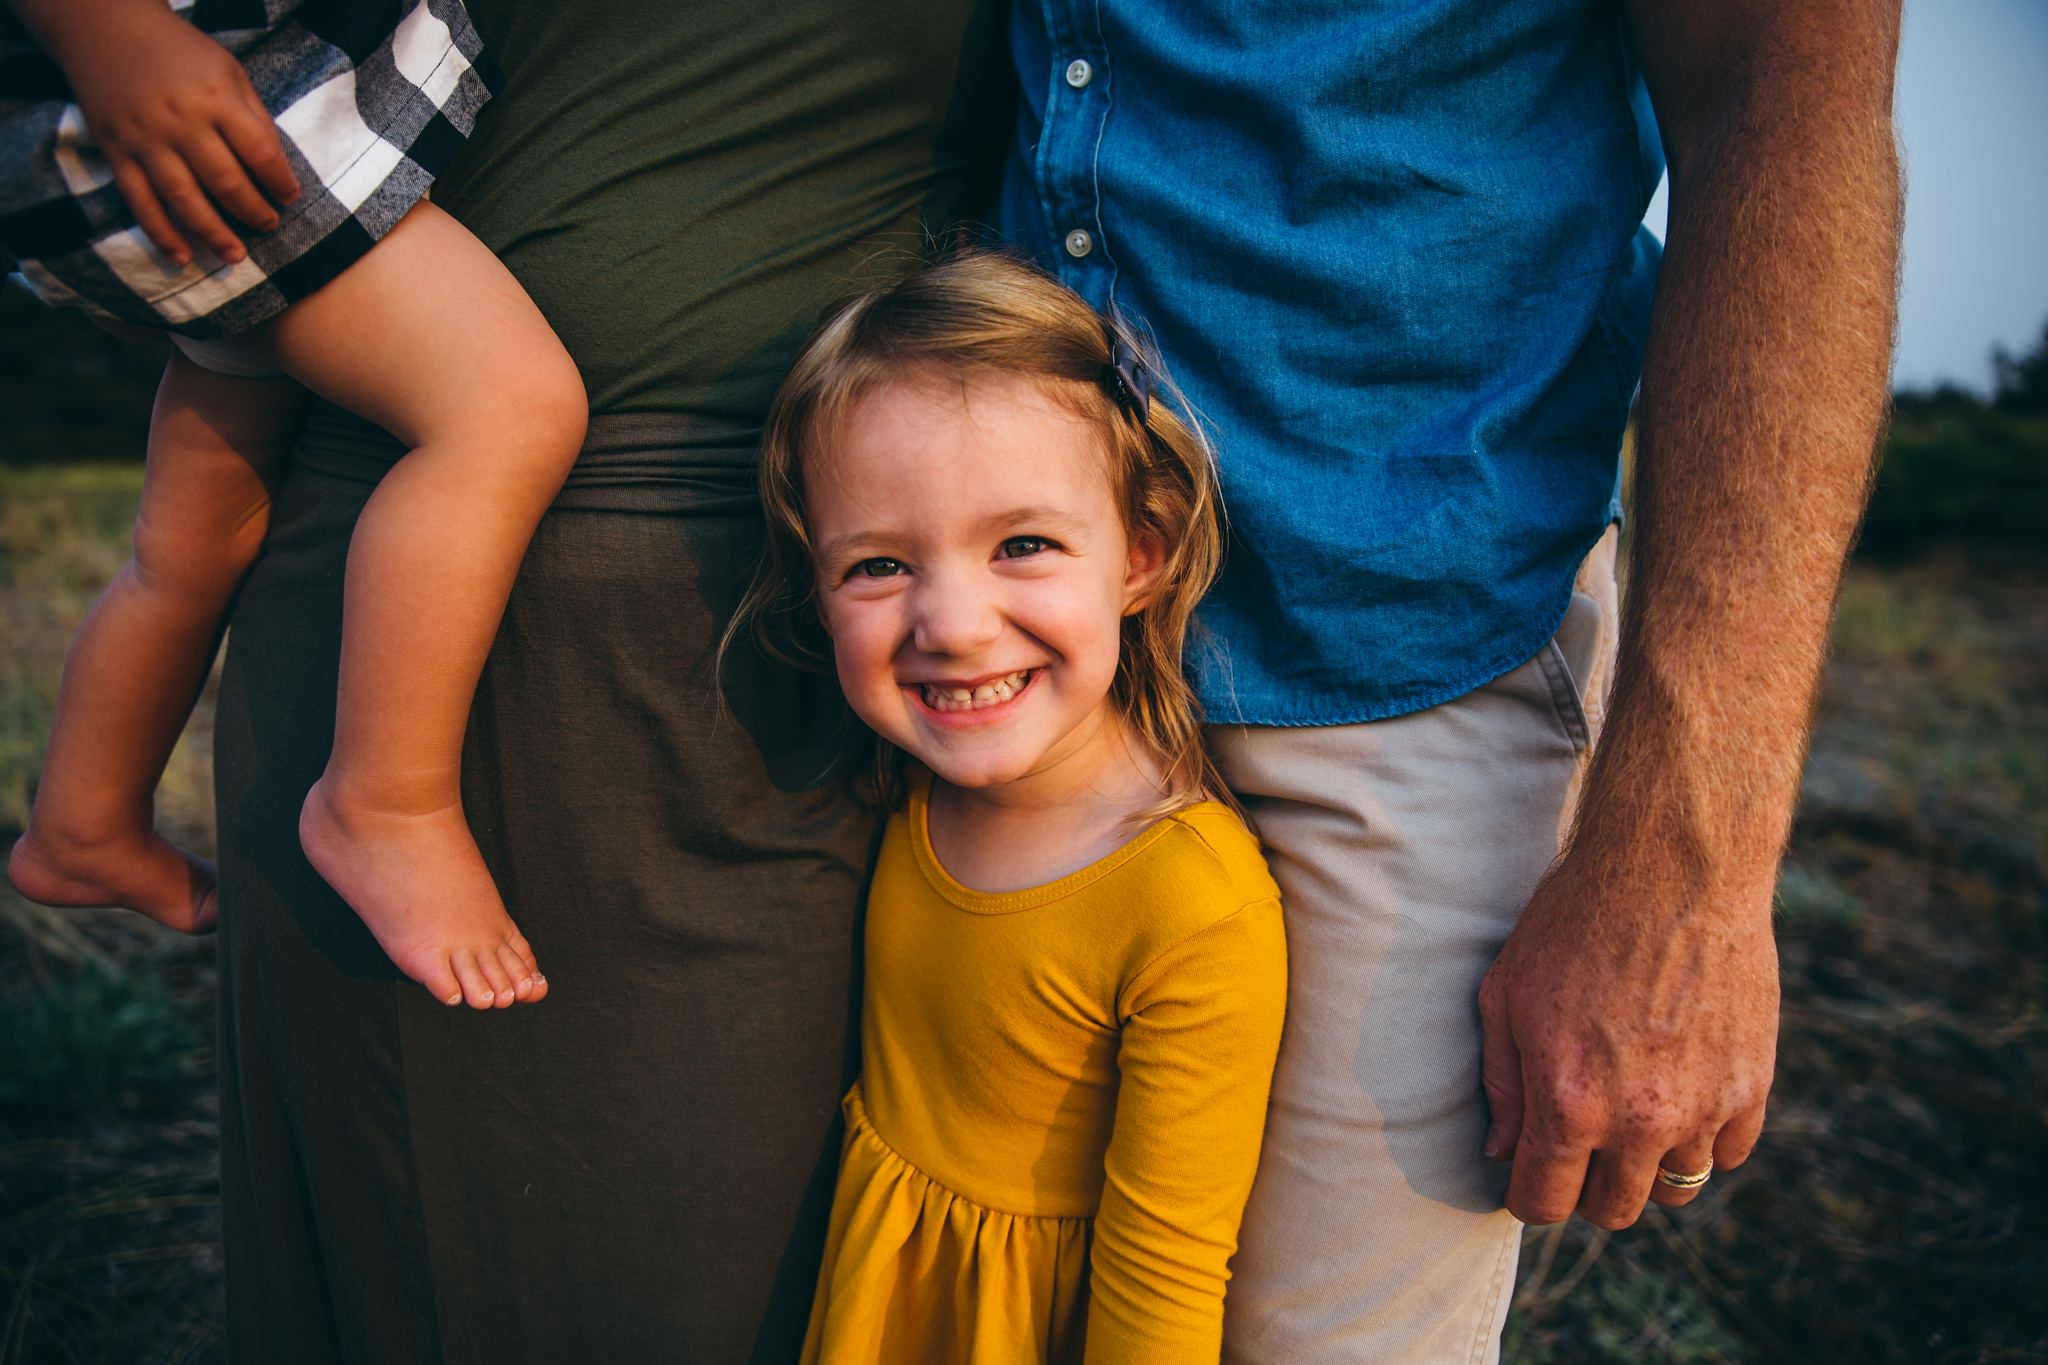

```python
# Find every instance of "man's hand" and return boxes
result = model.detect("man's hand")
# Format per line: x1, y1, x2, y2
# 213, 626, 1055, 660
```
1478, 837, 1778, 1228
21, 0, 299, 265
1474, 0, 1900, 1231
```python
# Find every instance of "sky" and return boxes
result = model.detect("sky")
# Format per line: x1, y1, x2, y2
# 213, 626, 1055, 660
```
1641, 1, 2048, 393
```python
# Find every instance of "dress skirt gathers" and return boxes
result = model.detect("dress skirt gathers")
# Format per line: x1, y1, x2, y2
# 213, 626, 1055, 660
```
809, 1085, 1094, 1363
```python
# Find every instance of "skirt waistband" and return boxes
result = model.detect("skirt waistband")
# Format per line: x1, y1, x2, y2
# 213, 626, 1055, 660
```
291, 403, 762, 516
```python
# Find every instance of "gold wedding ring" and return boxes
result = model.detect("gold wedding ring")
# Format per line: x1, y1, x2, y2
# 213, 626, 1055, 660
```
1655, 1160, 1713, 1191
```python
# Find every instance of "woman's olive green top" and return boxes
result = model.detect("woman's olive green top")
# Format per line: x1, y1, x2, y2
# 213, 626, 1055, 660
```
440, 0, 1004, 436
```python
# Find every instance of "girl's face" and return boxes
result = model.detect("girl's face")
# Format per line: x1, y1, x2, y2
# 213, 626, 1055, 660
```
807, 372, 1163, 798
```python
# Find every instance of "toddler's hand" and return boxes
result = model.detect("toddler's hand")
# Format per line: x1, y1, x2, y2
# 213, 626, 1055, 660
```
58, 2, 300, 266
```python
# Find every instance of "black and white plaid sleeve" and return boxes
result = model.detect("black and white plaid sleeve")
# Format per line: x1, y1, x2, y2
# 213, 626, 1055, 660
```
0, 0, 497, 339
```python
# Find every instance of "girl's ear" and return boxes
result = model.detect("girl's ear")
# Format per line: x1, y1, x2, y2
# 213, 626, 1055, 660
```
1122, 530, 1169, 615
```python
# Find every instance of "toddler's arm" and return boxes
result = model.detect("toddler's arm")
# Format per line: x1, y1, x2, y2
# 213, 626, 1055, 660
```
10, 0, 299, 265
1087, 898, 1288, 1363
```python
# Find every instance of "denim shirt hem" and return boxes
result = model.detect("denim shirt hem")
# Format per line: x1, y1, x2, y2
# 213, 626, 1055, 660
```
1198, 587, 1573, 730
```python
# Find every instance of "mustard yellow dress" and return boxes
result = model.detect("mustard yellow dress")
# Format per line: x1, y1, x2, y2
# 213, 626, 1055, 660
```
801, 776, 1288, 1364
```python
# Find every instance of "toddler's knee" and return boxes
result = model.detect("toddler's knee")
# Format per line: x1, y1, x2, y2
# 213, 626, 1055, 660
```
129, 498, 266, 606
494, 345, 588, 469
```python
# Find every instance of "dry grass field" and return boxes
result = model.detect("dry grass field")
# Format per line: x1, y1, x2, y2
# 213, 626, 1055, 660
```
1, 456, 2042, 1362
1, 465, 221, 1363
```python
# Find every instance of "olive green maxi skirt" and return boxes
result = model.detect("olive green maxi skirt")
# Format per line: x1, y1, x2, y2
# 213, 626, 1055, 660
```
213, 406, 879, 1363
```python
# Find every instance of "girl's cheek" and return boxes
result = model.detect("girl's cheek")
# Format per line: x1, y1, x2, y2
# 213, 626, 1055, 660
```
827, 610, 900, 689
833, 650, 893, 731
819, 592, 876, 647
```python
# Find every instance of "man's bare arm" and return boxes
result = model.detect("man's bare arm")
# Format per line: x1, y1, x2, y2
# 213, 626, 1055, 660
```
1477, 0, 1902, 1229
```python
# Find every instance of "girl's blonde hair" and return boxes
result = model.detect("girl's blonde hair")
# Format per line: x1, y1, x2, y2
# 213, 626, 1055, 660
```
729, 249, 1233, 820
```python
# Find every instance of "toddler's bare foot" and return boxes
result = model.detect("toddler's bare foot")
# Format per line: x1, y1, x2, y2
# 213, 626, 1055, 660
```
6, 822, 218, 933
298, 777, 545, 1010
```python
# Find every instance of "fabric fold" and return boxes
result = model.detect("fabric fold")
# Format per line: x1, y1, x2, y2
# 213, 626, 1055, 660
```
804, 1084, 1095, 1365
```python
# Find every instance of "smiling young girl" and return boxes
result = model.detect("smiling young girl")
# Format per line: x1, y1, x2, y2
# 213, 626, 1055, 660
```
733, 252, 1287, 1363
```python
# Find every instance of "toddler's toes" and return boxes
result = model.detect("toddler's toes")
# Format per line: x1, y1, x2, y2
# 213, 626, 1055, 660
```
420, 956, 464, 1008
478, 947, 516, 1009
451, 950, 497, 1010
496, 942, 538, 1002
503, 933, 544, 998
177, 853, 222, 934
508, 931, 541, 980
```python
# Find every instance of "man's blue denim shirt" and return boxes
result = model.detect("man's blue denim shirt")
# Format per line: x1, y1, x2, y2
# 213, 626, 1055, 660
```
1000, 0, 1665, 725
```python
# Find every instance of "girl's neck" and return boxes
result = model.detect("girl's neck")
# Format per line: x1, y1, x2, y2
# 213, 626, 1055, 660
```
923, 718, 1177, 894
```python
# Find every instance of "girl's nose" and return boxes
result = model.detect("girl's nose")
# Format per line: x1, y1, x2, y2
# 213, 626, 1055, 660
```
910, 575, 1002, 658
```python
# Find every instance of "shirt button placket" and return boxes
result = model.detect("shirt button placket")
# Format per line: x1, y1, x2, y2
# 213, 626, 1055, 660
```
1042, 0, 1110, 308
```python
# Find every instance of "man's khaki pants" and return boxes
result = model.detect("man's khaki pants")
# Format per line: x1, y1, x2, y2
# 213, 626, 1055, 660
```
1217, 529, 1619, 1363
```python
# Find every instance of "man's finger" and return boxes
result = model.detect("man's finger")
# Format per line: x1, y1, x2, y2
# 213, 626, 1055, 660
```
1713, 1102, 1766, 1171
111, 158, 190, 264
1506, 1139, 1593, 1226
1478, 991, 1525, 1162
183, 130, 279, 233
1579, 1144, 1661, 1228
223, 95, 300, 205
1646, 1132, 1716, 1209
143, 150, 246, 263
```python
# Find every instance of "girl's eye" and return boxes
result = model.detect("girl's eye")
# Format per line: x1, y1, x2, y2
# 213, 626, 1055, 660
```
854, 558, 905, 579
999, 536, 1053, 560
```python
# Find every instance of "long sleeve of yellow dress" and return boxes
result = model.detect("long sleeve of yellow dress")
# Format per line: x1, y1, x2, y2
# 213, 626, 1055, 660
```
1085, 898, 1288, 1363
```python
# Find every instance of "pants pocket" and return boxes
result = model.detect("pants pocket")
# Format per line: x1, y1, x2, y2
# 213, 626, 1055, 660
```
1536, 525, 1621, 754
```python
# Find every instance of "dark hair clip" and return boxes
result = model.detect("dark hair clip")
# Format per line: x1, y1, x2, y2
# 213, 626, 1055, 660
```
1108, 333, 1152, 425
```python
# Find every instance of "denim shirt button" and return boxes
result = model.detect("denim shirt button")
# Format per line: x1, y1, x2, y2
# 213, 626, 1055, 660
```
1064, 228, 1093, 258
1065, 58, 1093, 88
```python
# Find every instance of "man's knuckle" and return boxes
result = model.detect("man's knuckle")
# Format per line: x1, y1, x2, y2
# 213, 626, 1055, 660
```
1538, 1118, 1592, 1152
1537, 1092, 1601, 1143
1616, 1104, 1678, 1144
1587, 1207, 1637, 1232
1608, 1102, 1651, 1136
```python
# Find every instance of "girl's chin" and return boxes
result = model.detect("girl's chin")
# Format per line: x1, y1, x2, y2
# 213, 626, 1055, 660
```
887, 727, 1036, 788
916, 753, 1038, 791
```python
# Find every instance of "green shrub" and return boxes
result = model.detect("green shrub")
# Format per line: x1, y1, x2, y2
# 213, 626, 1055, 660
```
1507, 1255, 1753, 1365
1859, 403, 2048, 560
0, 964, 205, 1129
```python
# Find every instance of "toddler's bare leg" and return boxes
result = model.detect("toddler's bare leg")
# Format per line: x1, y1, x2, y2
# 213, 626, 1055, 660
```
7, 356, 302, 931
266, 200, 585, 1010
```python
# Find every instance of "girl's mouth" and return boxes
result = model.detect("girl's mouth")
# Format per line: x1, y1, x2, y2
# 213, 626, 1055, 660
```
915, 668, 1035, 713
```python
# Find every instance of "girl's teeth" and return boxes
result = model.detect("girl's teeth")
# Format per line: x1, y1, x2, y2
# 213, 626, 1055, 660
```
922, 670, 1029, 711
